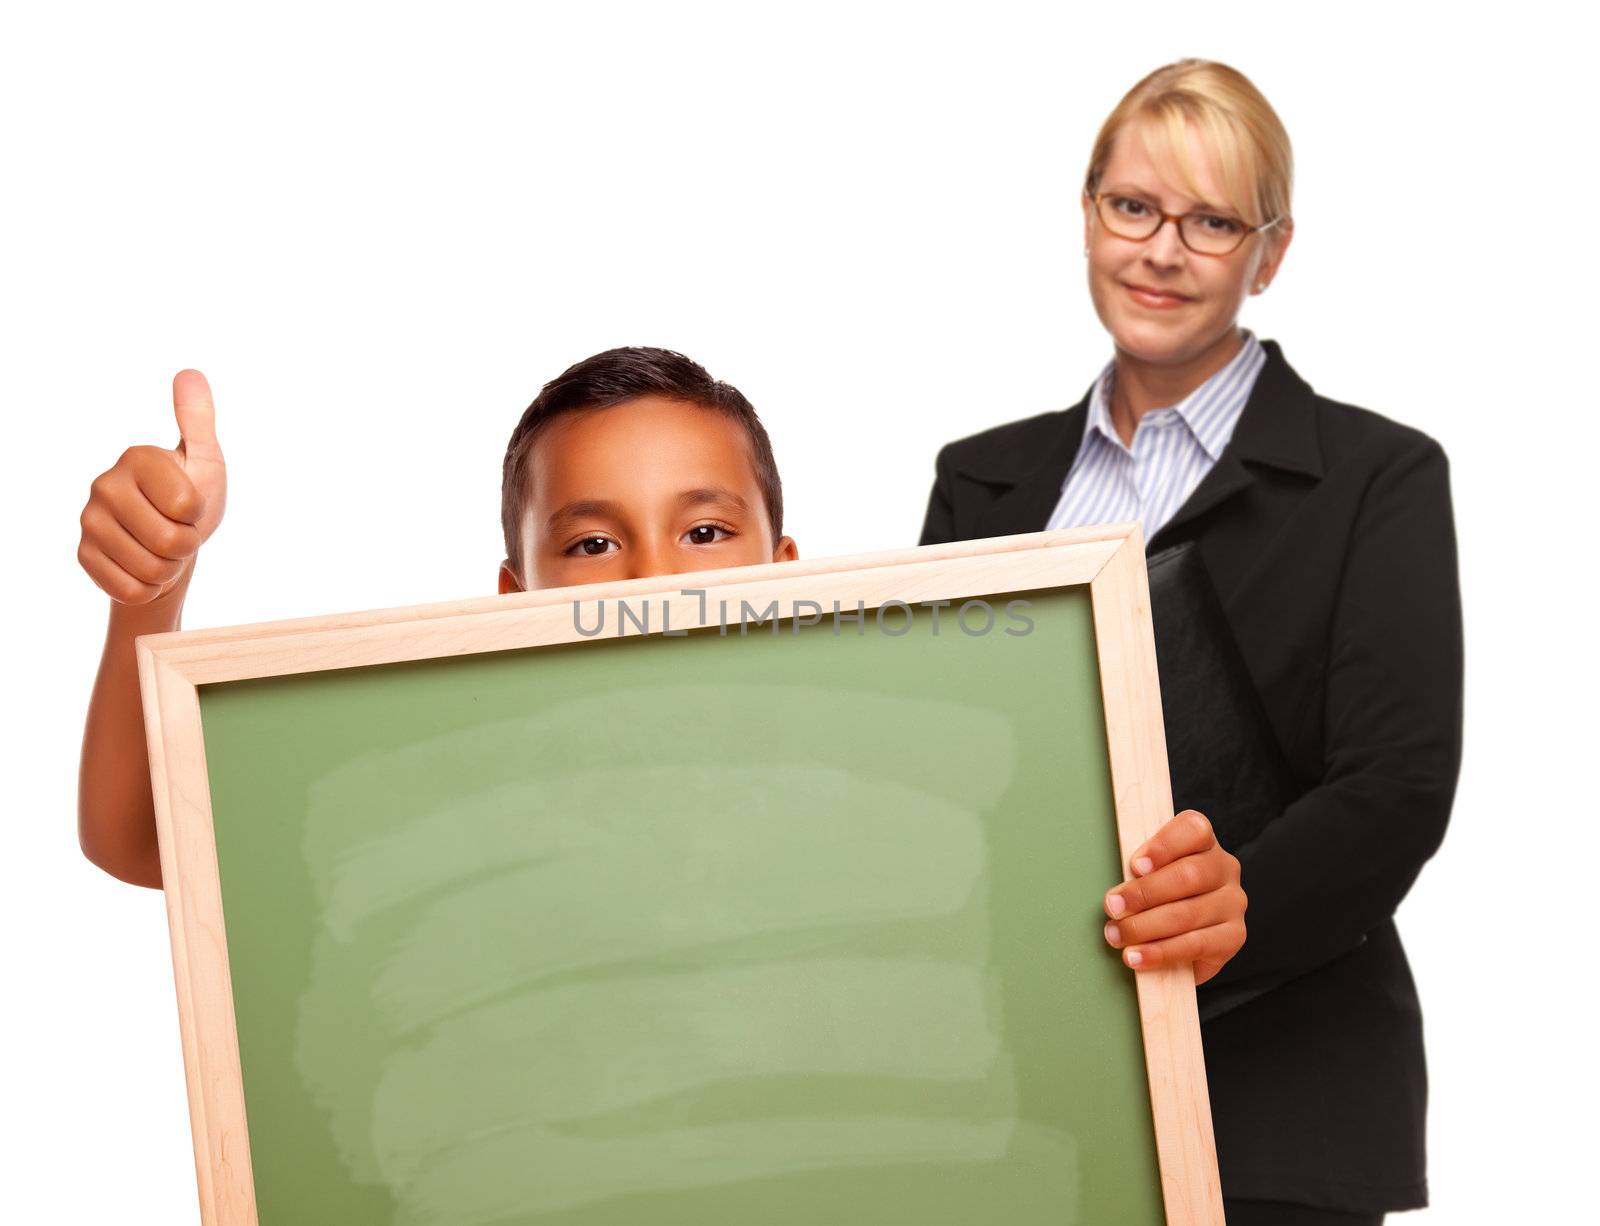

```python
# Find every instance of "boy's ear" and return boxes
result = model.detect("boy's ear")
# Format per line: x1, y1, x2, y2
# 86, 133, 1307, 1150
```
772, 535, 798, 563
498, 560, 526, 594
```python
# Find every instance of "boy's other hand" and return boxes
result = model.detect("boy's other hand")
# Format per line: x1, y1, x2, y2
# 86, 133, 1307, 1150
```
77, 370, 227, 605
1102, 809, 1246, 986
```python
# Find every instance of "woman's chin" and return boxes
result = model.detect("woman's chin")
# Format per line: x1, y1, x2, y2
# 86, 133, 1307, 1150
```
1109, 327, 1200, 366
1106, 315, 1232, 369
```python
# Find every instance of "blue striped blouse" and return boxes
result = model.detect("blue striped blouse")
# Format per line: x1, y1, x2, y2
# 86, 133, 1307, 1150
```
1046, 330, 1267, 543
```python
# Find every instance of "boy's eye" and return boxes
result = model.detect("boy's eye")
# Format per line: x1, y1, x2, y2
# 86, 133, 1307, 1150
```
567, 536, 618, 557
684, 524, 733, 546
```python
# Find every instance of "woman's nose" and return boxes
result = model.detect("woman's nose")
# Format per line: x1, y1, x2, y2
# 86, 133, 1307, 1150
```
1142, 217, 1187, 267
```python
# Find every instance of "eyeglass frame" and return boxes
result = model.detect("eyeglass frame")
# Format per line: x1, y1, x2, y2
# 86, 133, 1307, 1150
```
1088, 190, 1284, 257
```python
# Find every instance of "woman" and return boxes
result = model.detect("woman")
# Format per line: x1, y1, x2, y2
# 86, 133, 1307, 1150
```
921, 61, 1463, 1225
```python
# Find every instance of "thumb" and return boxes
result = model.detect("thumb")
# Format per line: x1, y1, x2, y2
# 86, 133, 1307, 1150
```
172, 368, 221, 459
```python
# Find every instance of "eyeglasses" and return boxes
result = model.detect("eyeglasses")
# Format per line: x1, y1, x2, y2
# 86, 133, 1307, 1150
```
1092, 191, 1282, 256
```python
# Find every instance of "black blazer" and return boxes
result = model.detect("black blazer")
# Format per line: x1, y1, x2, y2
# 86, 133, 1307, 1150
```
919, 341, 1463, 1214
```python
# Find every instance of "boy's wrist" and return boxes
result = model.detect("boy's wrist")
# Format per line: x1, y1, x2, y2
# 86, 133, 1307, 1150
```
108, 559, 195, 634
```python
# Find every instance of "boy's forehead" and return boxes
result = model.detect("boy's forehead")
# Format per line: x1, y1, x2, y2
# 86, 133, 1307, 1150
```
525, 395, 762, 514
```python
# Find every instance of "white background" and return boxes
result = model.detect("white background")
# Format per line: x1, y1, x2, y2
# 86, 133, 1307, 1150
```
4, 3, 1594, 1222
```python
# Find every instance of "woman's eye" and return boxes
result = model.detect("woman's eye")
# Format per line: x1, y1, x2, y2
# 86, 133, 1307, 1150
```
568, 536, 617, 557
1197, 213, 1243, 234
1112, 196, 1150, 217
684, 524, 732, 546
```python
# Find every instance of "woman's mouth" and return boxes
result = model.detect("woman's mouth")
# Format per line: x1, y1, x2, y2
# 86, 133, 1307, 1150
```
1124, 283, 1193, 309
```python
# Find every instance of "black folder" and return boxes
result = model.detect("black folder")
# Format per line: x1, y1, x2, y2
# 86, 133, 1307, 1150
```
1146, 541, 1300, 1022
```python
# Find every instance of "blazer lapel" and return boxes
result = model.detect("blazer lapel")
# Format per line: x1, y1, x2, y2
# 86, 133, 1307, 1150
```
1144, 456, 1257, 553
949, 341, 1323, 550
1147, 340, 1324, 552
963, 395, 1092, 540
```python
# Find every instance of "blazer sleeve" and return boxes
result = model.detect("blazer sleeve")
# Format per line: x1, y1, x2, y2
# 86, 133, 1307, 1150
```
1209, 432, 1464, 987
918, 444, 958, 547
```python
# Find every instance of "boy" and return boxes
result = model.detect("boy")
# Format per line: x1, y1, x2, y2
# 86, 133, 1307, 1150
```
76, 346, 1244, 980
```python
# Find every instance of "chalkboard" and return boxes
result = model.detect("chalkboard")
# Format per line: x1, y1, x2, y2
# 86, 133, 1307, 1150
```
139, 527, 1222, 1225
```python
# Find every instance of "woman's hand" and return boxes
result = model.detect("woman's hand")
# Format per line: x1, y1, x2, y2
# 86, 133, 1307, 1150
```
1103, 809, 1245, 986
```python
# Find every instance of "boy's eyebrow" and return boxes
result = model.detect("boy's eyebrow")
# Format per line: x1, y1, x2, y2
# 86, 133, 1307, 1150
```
543, 489, 749, 534
677, 487, 751, 515
545, 499, 624, 533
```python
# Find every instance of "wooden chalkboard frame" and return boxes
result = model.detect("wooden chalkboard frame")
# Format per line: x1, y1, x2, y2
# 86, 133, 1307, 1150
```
137, 522, 1223, 1226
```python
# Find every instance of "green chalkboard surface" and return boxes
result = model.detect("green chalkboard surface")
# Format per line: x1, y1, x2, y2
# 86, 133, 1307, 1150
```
197, 586, 1163, 1225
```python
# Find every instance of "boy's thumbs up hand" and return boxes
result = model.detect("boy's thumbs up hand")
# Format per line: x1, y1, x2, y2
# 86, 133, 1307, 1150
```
77, 370, 229, 606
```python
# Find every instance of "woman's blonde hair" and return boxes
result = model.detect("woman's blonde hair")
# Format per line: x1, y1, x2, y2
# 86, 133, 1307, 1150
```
1084, 59, 1292, 230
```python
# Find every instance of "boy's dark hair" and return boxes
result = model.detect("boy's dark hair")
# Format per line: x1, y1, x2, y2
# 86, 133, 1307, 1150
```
500, 347, 784, 578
